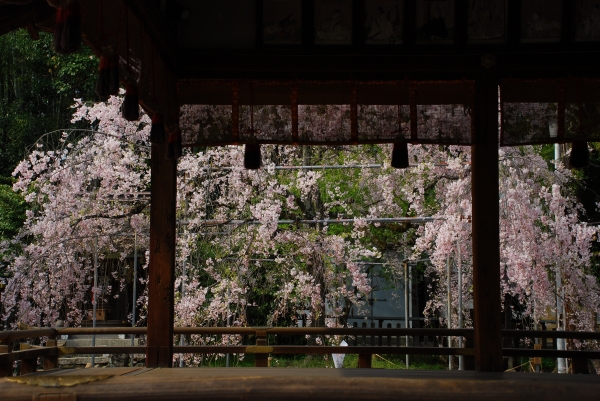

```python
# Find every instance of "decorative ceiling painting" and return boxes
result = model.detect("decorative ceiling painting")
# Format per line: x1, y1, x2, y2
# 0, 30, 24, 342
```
468, 0, 506, 43
575, 0, 600, 41
520, 0, 562, 43
364, 0, 404, 44
416, 0, 455, 44
314, 0, 352, 44
263, 0, 302, 45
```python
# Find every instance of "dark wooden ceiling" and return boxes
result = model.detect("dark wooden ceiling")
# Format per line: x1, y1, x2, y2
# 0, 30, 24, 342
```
2, 0, 600, 106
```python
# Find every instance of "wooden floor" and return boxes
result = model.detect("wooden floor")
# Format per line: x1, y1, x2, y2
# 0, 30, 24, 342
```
1, 367, 599, 401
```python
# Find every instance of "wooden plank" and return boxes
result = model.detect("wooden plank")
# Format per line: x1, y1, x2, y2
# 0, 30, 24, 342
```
8, 347, 56, 363
58, 347, 145, 355
57, 327, 147, 335
146, 140, 177, 368
471, 69, 503, 372
3, 368, 600, 401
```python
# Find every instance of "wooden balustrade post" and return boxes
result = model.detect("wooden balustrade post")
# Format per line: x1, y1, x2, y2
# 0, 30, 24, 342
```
571, 357, 589, 374
0, 341, 11, 377
358, 354, 372, 368
464, 309, 475, 370
43, 339, 58, 371
254, 330, 269, 367
19, 343, 37, 375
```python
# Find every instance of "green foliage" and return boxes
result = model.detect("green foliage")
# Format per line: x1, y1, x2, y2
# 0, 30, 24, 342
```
0, 177, 25, 239
0, 29, 98, 178
0, 177, 25, 279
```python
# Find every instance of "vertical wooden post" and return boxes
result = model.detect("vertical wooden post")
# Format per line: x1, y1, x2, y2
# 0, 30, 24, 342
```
43, 339, 58, 371
146, 140, 177, 368
254, 330, 269, 367
19, 344, 37, 375
471, 69, 503, 372
0, 342, 11, 377
357, 354, 372, 368
571, 357, 589, 374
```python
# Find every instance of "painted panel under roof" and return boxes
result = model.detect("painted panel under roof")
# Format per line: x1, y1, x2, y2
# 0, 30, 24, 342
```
177, 0, 257, 49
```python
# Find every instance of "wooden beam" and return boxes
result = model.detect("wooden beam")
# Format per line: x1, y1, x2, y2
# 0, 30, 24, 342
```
176, 49, 600, 82
126, 0, 177, 73
146, 141, 177, 368
471, 67, 503, 372
0, 0, 54, 37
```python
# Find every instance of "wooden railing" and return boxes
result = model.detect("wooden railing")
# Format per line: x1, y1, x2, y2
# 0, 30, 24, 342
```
1, 327, 599, 376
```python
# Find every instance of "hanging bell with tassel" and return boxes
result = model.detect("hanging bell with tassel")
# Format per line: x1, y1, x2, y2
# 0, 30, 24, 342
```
150, 113, 166, 144
49, 0, 81, 54
95, 46, 119, 99
569, 141, 589, 169
244, 142, 261, 170
166, 126, 182, 160
391, 141, 409, 169
122, 76, 140, 121
52, 0, 81, 54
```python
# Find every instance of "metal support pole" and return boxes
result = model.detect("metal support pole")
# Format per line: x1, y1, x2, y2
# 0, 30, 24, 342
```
404, 261, 409, 368
447, 255, 452, 370
557, 270, 566, 373
457, 243, 464, 370
179, 255, 187, 368
131, 232, 138, 366
409, 264, 413, 330
553, 142, 567, 374
92, 237, 98, 367
226, 315, 231, 368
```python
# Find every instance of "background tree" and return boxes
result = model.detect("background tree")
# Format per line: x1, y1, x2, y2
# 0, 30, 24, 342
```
0, 29, 97, 178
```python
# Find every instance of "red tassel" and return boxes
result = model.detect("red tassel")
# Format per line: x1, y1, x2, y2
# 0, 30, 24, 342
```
166, 127, 182, 160
150, 113, 166, 144
53, 0, 81, 54
122, 77, 139, 121
95, 47, 119, 99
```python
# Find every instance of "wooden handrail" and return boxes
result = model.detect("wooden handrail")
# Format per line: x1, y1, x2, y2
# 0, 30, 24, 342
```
0, 328, 57, 342
2, 327, 598, 340
503, 348, 600, 359
501, 330, 600, 340
172, 327, 474, 337
57, 327, 147, 335
2, 325, 600, 376
174, 345, 475, 356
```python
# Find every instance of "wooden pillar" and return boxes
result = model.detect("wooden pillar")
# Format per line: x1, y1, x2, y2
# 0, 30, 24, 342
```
471, 69, 503, 372
146, 141, 177, 368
